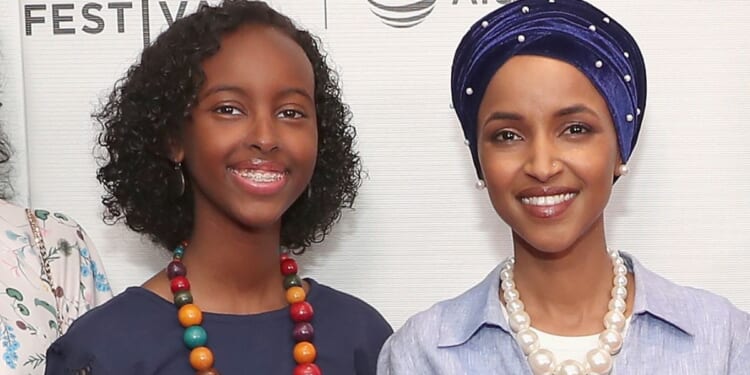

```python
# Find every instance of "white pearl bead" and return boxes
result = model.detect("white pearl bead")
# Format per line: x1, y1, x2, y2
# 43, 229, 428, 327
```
614, 275, 628, 287
614, 264, 627, 276
608, 297, 626, 313
506, 299, 525, 314
624, 51, 630, 58
463, 139, 470, 146
528, 349, 556, 375
500, 269, 513, 281
501, 281, 516, 293
504, 288, 520, 302
465, 87, 474, 96
603, 17, 610, 24
516, 328, 540, 355
589, 25, 596, 32
509, 311, 531, 332
518, 35, 526, 43
624, 74, 632, 82
608, 250, 619, 260
481, 20, 489, 28
626, 114, 634, 122
611, 286, 627, 300
555, 359, 586, 375
595, 60, 603, 68
604, 310, 626, 332
585, 348, 613, 374
598, 328, 624, 354
522, 6, 530, 14
614, 257, 625, 266
637, 108, 642, 115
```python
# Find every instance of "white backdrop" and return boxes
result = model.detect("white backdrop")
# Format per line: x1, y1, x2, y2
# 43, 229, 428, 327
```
1, 0, 749, 329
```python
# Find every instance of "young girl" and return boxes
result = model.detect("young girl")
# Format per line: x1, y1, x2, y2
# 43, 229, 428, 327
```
378, 0, 749, 374
45, 1, 392, 374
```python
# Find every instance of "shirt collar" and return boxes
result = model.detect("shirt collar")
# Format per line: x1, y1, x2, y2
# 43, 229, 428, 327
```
626, 252, 695, 336
437, 252, 694, 348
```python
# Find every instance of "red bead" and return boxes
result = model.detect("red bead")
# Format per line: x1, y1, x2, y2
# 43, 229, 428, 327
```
281, 258, 298, 276
170, 276, 190, 293
290, 301, 314, 323
293, 363, 321, 375
293, 322, 315, 342
167, 261, 187, 279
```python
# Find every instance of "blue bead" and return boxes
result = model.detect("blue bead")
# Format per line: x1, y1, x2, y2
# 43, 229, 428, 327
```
183, 325, 207, 349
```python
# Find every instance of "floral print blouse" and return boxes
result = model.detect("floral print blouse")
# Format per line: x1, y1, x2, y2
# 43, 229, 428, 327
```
0, 200, 112, 374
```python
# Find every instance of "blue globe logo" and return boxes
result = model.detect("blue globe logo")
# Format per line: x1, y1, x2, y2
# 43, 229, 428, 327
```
368, 0, 438, 28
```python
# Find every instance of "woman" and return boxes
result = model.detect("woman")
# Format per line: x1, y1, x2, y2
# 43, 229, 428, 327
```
45, 1, 392, 374
378, 0, 749, 374
0, 104, 112, 374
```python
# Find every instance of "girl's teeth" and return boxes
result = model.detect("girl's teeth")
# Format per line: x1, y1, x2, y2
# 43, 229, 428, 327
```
232, 169, 284, 182
521, 193, 576, 206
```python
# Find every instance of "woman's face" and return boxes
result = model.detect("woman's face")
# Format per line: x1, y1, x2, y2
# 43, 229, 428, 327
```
175, 25, 318, 230
477, 55, 621, 253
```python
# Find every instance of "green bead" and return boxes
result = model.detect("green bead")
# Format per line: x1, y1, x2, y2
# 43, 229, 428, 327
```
174, 291, 193, 307
183, 325, 207, 349
283, 275, 302, 290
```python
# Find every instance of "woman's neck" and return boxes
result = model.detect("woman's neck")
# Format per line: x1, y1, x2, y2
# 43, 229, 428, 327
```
508, 218, 633, 335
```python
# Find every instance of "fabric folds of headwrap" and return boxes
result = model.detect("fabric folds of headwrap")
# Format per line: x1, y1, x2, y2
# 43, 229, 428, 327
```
451, 0, 647, 179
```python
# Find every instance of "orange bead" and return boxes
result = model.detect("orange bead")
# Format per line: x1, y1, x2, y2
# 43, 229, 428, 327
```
189, 347, 214, 371
293, 341, 317, 364
178, 304, 203, 327
286, 286, 306, 304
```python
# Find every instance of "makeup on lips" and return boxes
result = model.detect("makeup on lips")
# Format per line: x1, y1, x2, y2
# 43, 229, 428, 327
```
228, 158, 288, 195
517, 186, 578, 219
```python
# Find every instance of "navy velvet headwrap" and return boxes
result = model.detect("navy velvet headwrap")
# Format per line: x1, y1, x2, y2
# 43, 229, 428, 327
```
451, 0, 647, 179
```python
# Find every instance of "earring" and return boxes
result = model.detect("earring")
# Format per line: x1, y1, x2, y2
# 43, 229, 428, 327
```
617, 164, 630, 176
171, 162, 185, 197
475, 180, 486, 190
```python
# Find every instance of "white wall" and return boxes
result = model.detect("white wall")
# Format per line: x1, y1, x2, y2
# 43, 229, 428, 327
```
1, 0, 748, 328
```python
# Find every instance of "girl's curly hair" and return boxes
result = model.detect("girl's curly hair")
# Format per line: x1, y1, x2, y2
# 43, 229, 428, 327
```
96, 0, 361, 252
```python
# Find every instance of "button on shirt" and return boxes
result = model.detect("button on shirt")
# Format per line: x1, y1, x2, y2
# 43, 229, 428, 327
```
377, 253, 750, 374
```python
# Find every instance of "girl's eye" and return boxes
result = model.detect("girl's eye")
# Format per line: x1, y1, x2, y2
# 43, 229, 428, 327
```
564, 123, 590, 135
214, 105, 242, 116
494, 130, 522, 142
278, 109, 305, 119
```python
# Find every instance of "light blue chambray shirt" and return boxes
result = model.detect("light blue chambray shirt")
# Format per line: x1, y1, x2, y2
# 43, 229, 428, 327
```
377, 253, 750, 374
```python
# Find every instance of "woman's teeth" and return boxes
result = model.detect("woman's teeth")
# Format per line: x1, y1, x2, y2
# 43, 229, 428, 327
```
520, 193, 577, 206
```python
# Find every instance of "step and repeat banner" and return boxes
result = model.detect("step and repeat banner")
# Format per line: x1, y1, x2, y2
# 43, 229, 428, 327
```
1, 0, 749, 327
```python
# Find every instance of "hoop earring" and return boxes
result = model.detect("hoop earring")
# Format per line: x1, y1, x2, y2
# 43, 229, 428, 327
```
171, 162, 185, 197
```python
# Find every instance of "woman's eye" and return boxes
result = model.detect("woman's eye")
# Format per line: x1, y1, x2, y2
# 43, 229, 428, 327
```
278, 109, 304, 119
564, 123, 590, 135
494, 130, 522, 142
214, 105, 242, 116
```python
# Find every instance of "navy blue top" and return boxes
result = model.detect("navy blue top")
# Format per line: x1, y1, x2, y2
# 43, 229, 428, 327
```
45, 279, 393, 374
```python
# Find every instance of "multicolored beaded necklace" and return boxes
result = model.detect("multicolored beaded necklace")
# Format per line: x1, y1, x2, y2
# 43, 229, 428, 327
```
166, 241, 322, 375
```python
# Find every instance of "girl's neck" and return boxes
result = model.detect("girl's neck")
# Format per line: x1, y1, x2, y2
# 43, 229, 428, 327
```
175, 199, 287, 314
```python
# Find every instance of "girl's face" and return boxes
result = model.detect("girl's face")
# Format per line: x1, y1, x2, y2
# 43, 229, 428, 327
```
175, 25, 318, 230
477, 55, 622, 253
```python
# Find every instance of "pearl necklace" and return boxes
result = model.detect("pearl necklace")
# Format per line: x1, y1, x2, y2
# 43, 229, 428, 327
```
499, 249, 628, 375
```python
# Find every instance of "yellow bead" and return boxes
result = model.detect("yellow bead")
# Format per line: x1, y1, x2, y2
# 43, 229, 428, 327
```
190, 347, 214, 371
293, 341, 316, 364
286, 286, 306, 304
178, 304, 203, 327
